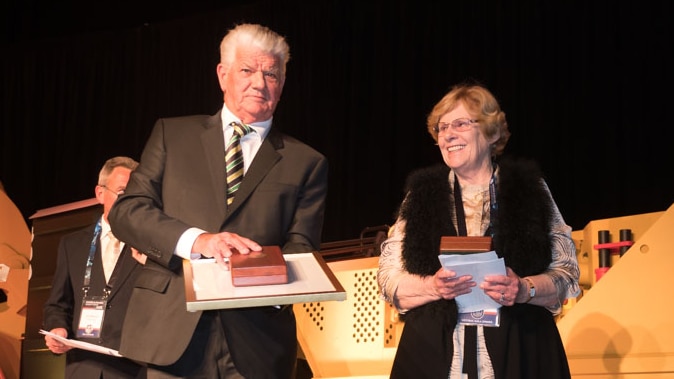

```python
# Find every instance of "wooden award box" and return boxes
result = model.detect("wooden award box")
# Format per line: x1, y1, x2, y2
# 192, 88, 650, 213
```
229, 245, 288, 286
440, 236, 493, 254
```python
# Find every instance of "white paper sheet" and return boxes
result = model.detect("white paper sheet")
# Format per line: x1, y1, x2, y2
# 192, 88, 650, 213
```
39, 329, 122, 357
438, 251, 506, 312
185, 253, 346, 311
0, 263, 9, 282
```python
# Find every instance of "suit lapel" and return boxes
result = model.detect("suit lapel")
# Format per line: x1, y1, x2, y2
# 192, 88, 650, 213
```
226, 129, 282, 216
106, 245, 137, 301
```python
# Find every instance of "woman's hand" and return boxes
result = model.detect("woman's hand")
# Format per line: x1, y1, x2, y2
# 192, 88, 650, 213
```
482, 267, 520, 306
393, 267, 476, 311
433, 267, 476, 300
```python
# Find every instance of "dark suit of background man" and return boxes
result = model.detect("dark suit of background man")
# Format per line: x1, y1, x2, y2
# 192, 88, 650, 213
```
108, 23, 329, 379
43, 156, 145, 379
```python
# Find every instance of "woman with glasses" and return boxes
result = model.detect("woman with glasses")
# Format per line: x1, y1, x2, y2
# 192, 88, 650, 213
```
377, 83, 580, 378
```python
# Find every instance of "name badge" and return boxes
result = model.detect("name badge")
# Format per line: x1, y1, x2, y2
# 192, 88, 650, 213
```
458, 308, 501, 327
77, 296, 108, 338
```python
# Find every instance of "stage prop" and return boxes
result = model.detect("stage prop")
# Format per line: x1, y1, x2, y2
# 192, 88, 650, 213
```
22, 198, 102, 379
558, 203, 674, 377
294, 256, 403, 378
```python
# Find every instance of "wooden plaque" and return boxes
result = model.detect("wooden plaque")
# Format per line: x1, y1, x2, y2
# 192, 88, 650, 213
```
440, 236, 492, 254
229, 245, 288, 286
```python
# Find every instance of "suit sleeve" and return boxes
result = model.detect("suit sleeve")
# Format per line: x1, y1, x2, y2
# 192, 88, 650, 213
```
108, 119, 191, 268
283, 152, 328, 253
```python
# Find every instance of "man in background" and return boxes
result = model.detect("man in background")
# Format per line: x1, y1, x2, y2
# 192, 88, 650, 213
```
43, 156, 145, 379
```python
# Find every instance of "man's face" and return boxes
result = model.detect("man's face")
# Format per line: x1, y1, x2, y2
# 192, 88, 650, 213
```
95, 167, 131, 222
217, 46, 285, 124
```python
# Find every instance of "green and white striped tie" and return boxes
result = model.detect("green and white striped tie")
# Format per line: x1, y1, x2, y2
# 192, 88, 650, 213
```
225, 122, 253, 206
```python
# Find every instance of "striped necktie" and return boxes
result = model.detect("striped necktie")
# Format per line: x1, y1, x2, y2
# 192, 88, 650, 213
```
225, 122, 253, 206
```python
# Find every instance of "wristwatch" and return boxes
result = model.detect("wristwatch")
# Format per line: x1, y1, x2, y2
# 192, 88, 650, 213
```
524, 277, 536, 303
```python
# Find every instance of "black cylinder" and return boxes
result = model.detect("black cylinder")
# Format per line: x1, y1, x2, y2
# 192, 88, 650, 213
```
619, 229, 632, 257
598, 230, 611, 267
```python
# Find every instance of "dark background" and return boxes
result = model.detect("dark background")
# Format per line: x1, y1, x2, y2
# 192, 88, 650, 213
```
2, 0, 673, 242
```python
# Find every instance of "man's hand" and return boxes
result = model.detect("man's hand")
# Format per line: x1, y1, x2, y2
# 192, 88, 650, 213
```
131, 248, 147, 265
44, 328, 72, 354
193, 232, 262, 268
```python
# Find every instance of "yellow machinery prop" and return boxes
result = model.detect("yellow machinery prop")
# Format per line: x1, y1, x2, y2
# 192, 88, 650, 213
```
294, 257, 400, 378
558, 203, 674, 377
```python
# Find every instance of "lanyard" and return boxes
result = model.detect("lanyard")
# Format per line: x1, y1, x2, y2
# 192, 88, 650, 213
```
452, 168, 498, 237
81, 218, 116, 298
83, 219, 102, 293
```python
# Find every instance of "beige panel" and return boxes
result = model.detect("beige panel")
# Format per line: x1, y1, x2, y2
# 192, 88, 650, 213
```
558, 203, 674, 377
0, 269, 29, 379
294, 257, 401, 378
570, 210, 664, 289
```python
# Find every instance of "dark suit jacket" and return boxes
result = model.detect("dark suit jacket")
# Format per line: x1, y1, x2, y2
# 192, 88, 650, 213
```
43, 220, 144, 379
108, 112, 328, 378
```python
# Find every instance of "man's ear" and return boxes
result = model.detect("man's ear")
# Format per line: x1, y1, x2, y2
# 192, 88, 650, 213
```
216, 63, 229, 92
94, 185, 105, 205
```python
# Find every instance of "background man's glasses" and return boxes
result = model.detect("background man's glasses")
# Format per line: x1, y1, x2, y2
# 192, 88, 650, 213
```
99, 185, 125, 196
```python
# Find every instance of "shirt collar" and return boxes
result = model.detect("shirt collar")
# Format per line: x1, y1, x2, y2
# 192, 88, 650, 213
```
221, 104, 272, 140
100, 216, 112, 237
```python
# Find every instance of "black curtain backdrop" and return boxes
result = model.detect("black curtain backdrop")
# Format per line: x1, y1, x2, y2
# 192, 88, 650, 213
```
2, 0, 673, 242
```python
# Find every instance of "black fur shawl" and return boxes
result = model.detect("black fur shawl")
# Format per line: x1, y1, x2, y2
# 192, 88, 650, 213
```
400, 156, 553, 278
